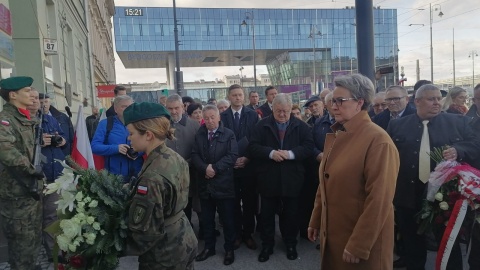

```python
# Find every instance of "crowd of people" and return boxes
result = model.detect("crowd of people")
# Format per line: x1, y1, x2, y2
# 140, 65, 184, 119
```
0, 74, 479, 270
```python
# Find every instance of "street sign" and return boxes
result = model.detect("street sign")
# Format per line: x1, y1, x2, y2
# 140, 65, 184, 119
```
43, 38, 58, 55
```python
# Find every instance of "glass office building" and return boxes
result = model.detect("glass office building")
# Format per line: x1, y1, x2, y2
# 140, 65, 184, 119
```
115, 7, 398, 90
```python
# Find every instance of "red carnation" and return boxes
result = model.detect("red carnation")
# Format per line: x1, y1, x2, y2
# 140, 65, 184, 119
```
58, 264, 65, 270
69, 255, 85, 268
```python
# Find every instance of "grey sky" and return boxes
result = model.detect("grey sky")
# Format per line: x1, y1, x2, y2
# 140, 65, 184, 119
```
114, 0, 480, 86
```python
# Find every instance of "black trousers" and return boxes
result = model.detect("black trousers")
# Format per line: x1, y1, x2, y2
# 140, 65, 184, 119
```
396, 206, 463, 270
260, 196, 298, 249
200, 196, 236, 252
468, 222, 480, 269
233, 176, 257, 238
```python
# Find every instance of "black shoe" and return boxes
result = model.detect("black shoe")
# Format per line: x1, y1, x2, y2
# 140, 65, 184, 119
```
196, 248, 216, 261
286, 246, 298, 260
223, 250, 235, 265
258, 247, 273, 262
393, 257, 406, 268
243, 236, 258, 250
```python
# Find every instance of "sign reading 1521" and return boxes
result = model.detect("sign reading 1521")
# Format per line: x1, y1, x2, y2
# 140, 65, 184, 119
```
43, 39, 58, 55
125, 8, 143, 16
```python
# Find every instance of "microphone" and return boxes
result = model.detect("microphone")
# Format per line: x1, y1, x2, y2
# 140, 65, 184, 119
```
65, 106, 72, 118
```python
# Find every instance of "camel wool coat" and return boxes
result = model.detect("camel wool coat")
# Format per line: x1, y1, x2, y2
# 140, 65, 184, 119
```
309, 111, 399, 270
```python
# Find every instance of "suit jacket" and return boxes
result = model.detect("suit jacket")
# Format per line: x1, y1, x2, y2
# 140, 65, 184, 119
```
387, 112, 480, 209
258, 102, 272, 119
248, 115, 313, 197
246, 104, 259, 110
191, 124, 238, 199
220, 106, 259, 157
372, 105, 416, 130
312, 114, 334, 157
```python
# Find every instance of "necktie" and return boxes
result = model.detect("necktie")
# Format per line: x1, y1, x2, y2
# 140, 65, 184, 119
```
208, 131, 214, 142
419, 120, 430, 183
234, 112, 240, 132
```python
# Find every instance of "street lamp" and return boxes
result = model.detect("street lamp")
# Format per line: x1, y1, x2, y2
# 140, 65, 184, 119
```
241, 11, 257, 89
239, 66, 244, 87
430, 3, 444, 83
469, 50, 478, 87
308, 26, 322, 95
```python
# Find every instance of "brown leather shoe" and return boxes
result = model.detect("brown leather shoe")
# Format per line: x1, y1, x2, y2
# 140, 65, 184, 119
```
234, 238, 242, 250
243, 236, 257, 250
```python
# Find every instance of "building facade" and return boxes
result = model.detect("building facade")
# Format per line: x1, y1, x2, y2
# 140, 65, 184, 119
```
88, 0, 116, 109
0, 0, 13, 112
114, 7, 398, 92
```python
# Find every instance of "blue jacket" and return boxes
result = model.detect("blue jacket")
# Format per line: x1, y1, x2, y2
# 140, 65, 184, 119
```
91, 116, 143, 182
49, 106, 74, 156
312, 113, 334, 157
40, 114, 66, 182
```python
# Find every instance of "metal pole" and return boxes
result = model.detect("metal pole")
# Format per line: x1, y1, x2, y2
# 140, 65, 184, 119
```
312, 27, 317, 95
430, 3, 434, 83
173, 0, 182, 96
453, 28, 455, 86
252, 10, 257, 89
355, 0, 375, 83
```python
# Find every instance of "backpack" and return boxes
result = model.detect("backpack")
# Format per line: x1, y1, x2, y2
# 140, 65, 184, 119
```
103, 116, 114, 144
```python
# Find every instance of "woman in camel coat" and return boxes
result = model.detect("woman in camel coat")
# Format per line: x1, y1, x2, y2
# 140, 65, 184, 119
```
308, 74, 400, 270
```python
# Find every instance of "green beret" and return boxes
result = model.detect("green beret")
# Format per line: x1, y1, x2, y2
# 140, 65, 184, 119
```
123, 102, 171, 126
0, 76, 33, 92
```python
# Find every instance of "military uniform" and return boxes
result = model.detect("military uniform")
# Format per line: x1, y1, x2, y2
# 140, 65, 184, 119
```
124, 102, 198, 270
0, 77, 43, 270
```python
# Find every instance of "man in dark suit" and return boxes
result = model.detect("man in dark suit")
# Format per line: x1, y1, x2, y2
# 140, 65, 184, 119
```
106, 85, 127, 117
220, 84, 259, 250
387, 84, 480, 270
257, 86, 277, 118
246, 90, 260, 110
249, 94, 314, 262
373, 85, 416, 130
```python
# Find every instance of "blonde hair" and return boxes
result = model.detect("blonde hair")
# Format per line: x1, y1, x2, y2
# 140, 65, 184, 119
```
131, 117, 175, 141
441, 86, 467, 111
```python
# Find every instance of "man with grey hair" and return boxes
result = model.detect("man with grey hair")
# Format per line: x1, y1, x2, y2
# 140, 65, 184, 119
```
249, 93, 314, 262
91, 95, 143, 182
165, 94, 200, 223
387, 84, 480, 270
373, 86, 416, 130
192, 104, 238, 265
370, 92, 387, 116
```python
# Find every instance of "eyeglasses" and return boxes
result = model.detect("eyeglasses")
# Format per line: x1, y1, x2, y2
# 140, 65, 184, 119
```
372, 103, 388, 108
331, 97, 358, 106
385, 96, 406, 103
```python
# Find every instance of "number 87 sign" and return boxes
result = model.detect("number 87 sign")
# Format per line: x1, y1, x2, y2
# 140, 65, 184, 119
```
43, 38, 58, 55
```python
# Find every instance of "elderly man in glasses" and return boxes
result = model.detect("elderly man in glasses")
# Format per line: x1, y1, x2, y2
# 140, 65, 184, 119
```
370, 92, 387, 116
372, 85, 416, 130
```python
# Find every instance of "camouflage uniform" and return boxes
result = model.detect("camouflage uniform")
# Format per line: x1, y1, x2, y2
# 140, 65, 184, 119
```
0, 103, 43, 270
127, 143, 198, 270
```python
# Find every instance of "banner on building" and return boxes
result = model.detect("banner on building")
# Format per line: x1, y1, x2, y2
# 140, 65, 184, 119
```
96, 85, 117, 98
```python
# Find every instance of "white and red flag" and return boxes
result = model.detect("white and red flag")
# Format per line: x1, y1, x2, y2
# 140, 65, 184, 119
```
71, 105, 95, 169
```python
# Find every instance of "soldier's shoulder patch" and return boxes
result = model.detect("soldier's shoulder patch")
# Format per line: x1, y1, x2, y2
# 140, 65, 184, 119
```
132, 204, 147, 225
137, 185, 148, 195
1, 120, 9, 126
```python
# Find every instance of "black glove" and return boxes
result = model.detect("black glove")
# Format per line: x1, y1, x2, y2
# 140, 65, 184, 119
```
32, 167, 45, 180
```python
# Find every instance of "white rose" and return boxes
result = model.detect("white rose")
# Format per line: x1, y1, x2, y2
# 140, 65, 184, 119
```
92, 222, 101, 231
60, 219, 82, 239
84, 233, 96, 245
75, 191, 84, 202
100, 230, 106, 236
56, 234, 70, 252
88, 200, 98, 208
86, 216, 95, 225
439, 201, 449, 211
434, 192, 443, 201
68, 244, 77, 252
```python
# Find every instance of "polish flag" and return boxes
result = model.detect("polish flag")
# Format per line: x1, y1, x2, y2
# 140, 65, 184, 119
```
71, 105, 95, 169
92, 108, 107, 170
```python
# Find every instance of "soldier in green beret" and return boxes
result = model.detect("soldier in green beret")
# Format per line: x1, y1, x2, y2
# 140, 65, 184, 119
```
124, 102, 198, 269
0, 76, 44, 270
